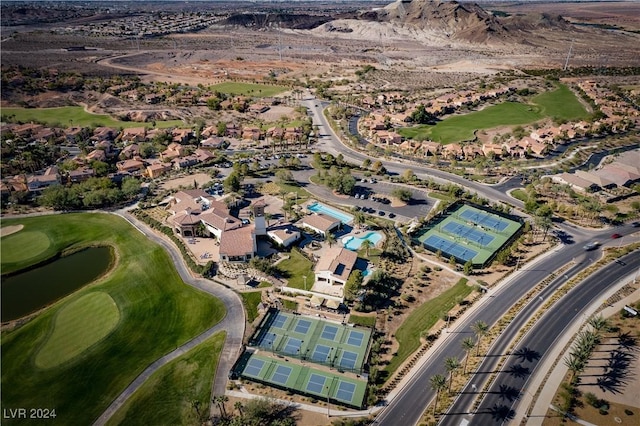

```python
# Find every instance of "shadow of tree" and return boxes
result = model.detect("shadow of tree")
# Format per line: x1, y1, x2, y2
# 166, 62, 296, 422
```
505, 363, 530, 379
488, 403, 515, 422
513, 347, 541, 363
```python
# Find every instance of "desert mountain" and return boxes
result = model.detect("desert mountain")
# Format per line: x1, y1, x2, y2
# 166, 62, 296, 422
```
310, 0, 579, 46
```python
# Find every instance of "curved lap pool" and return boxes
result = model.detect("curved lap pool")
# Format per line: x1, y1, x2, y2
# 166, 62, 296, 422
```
342, 231, 383, 251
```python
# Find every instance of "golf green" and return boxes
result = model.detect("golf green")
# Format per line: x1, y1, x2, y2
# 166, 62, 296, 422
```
1, 230, 50, 264
1, 213, 225, 425
36, 292, 120, 369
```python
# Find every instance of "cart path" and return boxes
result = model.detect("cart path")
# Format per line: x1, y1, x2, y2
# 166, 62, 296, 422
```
93, 210, 245, 425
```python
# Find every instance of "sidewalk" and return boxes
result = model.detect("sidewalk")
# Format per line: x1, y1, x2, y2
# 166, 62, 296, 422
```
518, 273, 640, 425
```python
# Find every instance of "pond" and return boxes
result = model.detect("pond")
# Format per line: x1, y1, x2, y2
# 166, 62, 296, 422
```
1, 246, 113, 322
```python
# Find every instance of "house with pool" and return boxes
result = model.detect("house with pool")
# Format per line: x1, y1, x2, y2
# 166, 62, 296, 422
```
311, 246, 359, 300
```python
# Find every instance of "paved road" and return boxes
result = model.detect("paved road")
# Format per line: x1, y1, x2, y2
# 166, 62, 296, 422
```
93, 211, 245, 425
372, 223, 639, 426
456, 249, 640, 426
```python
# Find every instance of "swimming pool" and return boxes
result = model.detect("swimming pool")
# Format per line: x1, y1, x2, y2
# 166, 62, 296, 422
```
342, 231, 383, 251
308, 202, 354, 224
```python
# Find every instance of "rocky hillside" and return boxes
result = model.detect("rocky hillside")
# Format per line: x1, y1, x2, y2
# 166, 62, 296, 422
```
310, 0, 580, 47
369, 0, 509, 43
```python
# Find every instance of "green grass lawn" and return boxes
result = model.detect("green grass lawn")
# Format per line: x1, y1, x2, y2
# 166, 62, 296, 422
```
398, 83, 589, 143
0, 213, 225, 425
1, 107, 184, 129
241, 291, 263, 323
35, 291, 120, 369
210, 82, 288, 97
278, 250, 314, 290
106, 331, 226, 426
385, 278, 471, 376
282, 300, 298, 311
510, 189, 528, 202
348, 314, 376, 328
399, 102, 543, 143
532, 83, 591, 121
0, 230, 50, 266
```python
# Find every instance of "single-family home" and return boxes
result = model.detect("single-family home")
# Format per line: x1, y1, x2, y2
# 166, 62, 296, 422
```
314, 246, 358, 287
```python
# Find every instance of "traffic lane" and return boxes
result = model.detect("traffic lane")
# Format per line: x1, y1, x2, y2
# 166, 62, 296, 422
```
439, 258, 595, 425
474, 250, 640, 425
375, 243, 592, 426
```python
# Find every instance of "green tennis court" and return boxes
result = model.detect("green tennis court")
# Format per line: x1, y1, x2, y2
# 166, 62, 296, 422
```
249, 309, 372, 372
416, 204, 522, 267
235, 352, 368, 408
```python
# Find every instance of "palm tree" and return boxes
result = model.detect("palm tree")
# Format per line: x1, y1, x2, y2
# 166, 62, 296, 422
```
361, 239, 373, 258
461, 337, 476, 374
430, 374, 447, 415
213, 395, 228, 417
234, 401, 243, 418
471, 321, 489, 356
445, 357, 461, 393
588, 315, 609, 336
325, 232, 336, 248
563, 353, 585, 382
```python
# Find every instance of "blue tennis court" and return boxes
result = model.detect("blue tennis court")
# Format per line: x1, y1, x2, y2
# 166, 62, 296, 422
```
259, 331, 278, 348
283, 337, 302, 354
294, 319, 312, 334
442, 221, 495, 246
271, 365, 292, 385
336, 381, 356, 403
339, 351, 359, 369
423, 235, 478, 262
347, 330, 365, 347
272, 313, 288, 329
306, 373, 327, 394
311, 344, 331, 362
321, 324, 339, 341
244, 358, 265, 377
460, 209, 508, 231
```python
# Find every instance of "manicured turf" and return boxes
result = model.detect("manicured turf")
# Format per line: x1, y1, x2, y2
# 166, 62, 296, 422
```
398, 83, 589, 143
0, 213, 225, 425
385, 278, 471, 375
532, 83, 591, 121
210, 82, 287, 97
36, 292, 120, 369
241, 291, 263, 323
399, 102, 543, 143
1, 107, 184, 129
348, 314, 376, 328
0, 229, 50, 265
277, 250, 314, 290
106, 331, 226, 426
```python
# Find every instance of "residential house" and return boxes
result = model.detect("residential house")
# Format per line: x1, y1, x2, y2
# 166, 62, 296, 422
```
146, 162, 173, 179
172, 128, 193, 144
120, 127, 147, 143
120, 143, 140, 159
314, 246, 358, 288
68, 167, 95, 183
27, 166, 60, 192
200, 137, 225, 149
116, 159, 145, 174
161, 142, 187, 161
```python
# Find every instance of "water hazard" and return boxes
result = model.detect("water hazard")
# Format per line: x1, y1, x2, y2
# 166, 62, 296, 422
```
1, 246, 113, 322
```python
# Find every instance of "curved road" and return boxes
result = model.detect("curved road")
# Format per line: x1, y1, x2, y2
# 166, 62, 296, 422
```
462, 249, 640, 426
440, 251, 640, 425
93, 211, 245, 425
